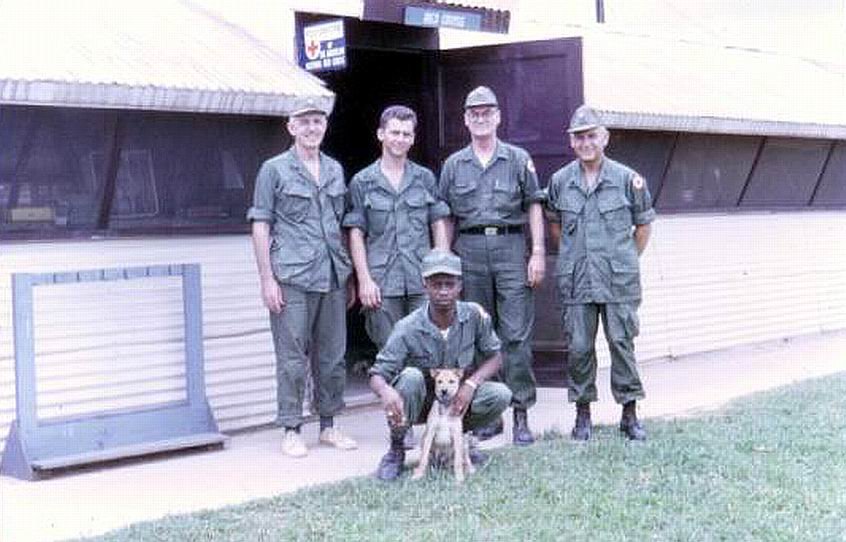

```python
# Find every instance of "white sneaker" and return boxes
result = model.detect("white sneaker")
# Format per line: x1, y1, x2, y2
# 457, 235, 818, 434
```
282, 430, 308, 457
318, 427, 357, 450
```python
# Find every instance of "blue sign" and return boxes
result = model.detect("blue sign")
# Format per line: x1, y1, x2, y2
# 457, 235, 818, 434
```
301, 19, 346, 73
404, 6, 483, 31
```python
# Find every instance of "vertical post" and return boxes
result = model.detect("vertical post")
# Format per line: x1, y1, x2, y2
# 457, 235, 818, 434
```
596, 0, 605, 23
182, 264, 206, 407
12, 274, 38, 433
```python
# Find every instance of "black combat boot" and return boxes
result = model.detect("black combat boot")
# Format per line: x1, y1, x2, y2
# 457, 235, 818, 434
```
467, 434, 490, 469
512, 408, 535, 446
472, 415, 504, 441
620, 401, 646, 441
376, 426, 407, 481
571, 402, 592, 441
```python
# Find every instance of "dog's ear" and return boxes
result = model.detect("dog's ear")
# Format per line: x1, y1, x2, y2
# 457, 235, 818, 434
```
456, 368, 465, 378
430, 368, 439, 378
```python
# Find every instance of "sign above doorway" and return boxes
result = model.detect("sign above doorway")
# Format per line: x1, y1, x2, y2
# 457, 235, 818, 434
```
301, 18, 347, 73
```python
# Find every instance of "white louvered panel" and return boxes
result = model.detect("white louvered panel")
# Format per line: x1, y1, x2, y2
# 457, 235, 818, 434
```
31, 274, 188, 421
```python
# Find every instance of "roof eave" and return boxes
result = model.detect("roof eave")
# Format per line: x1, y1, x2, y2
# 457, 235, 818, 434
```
0, 80, 335, 118
600, 110, 846, 140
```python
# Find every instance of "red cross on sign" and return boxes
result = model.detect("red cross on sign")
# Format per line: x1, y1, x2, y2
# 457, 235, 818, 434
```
305, 40, 321, 61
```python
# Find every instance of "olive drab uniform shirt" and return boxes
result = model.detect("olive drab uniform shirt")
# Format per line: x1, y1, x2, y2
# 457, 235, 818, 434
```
343, 160, 450, 296
368, 301, 501, 383
247, 148, 351, 292
546, 157, 655, 304
439, 141, 545, 230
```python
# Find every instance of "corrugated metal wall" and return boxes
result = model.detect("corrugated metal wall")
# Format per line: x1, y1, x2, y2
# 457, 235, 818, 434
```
2, 211, 846, 453
0, 235, 275, 455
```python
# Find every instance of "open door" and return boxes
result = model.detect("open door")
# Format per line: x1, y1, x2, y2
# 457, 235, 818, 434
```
436, 38, 585, 386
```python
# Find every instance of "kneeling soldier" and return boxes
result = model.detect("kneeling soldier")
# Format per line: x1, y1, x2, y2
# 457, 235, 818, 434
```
369, 249, 512, 480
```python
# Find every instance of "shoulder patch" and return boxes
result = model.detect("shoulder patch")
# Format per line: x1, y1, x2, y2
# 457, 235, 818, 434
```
632, 175, 645, 190
526, 158, 536, 174
467, 302, 490, 320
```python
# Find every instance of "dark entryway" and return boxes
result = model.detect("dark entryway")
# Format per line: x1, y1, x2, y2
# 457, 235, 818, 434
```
297, 13, 585, 384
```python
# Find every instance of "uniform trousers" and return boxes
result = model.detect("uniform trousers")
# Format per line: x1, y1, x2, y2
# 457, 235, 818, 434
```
269, 284, 347, 427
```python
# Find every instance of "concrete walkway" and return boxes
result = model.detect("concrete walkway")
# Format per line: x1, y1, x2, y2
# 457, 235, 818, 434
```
2, 331, 845, 542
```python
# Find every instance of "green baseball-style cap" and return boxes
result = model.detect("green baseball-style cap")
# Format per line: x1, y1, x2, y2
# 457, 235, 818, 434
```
567, 104, 602, 133
464, 86, 498, 108
288, 96, 331, 118
421, 249, 462, 278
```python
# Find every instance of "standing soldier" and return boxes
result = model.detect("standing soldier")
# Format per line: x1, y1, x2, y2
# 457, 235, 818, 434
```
439, 86, 546, 446
546, 105, 655, 441
247, 97, 357, 457
344, 105, 450, 350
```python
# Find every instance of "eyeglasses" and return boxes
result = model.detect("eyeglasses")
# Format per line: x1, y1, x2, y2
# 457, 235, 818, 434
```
466, 108, 498, 120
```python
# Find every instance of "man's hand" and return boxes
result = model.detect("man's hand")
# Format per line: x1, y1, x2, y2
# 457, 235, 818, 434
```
450, 383, 474, 417
358, 276, 382, 309
527, 252, 546, 288
379, 386, 406, 427
261, 276, 285, 313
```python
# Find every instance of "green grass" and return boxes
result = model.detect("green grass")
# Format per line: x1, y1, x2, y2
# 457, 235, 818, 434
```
79, 373, 846, 542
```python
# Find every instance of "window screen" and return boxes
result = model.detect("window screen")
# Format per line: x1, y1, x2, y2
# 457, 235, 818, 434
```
812, 141, 846, 206
740, 137, 829, 206
659, 134, 760, 209
606, 130, 675, 200
110, 112, 280, 231
0, 106, 110, 234
1, 105, 283, 237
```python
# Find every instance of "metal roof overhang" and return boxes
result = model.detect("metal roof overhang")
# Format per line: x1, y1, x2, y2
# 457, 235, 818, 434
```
0, 0, 333, 117
0, 79, 334, 118
600, 110, 846, 140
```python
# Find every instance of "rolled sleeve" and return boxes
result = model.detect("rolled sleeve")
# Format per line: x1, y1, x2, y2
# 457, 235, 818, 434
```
247, 162, 277, 223
475, 312, 502, 360
629, 173, 656, 225
369, 331, 408, 383
428, 200, 451, 223
543, 180, 562, 223
342, 178, 367, 230
520, 156, 545, 207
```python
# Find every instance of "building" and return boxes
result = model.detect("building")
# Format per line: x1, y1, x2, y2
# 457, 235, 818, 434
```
2, 0, 844, 454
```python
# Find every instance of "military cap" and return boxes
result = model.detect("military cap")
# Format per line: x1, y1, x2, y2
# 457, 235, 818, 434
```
421, 249, 462, 278
567, 105, 603, 133
464, 86, 499, 108
288, 96, 332, 117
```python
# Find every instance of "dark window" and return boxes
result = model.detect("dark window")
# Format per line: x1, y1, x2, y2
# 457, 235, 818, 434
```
110, 112, 280, 231
0, 106, 110, 234
812, 141, 846, 206
0, 105, 283, 238
659, 134, 760, 209
606, 130, 675, 200
740, 137, 829, 207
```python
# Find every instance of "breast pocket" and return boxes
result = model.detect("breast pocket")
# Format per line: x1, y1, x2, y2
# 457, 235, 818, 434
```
556, 191, 586, 238
277, 183, 312, 223
404, 188, 432, 231
597, 189, 632, 232
449, 178, 478, 216
493, 177, 519, 215
324, 183, 346, 223
365, 193, 394, 235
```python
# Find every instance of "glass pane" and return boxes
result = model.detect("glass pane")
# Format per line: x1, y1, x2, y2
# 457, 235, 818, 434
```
659, 134, 760, 209
0, 106, 110, 234
606, 130, 675, 200
812, 141, 846, 206
109, 112, 281, 230
741, 137, 829, 206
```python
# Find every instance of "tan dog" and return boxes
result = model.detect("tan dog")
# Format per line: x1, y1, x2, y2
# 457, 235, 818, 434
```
411, 368, 474, 483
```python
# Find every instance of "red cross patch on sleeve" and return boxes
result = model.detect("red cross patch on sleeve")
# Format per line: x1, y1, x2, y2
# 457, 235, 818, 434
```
632, 175, 645, 190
